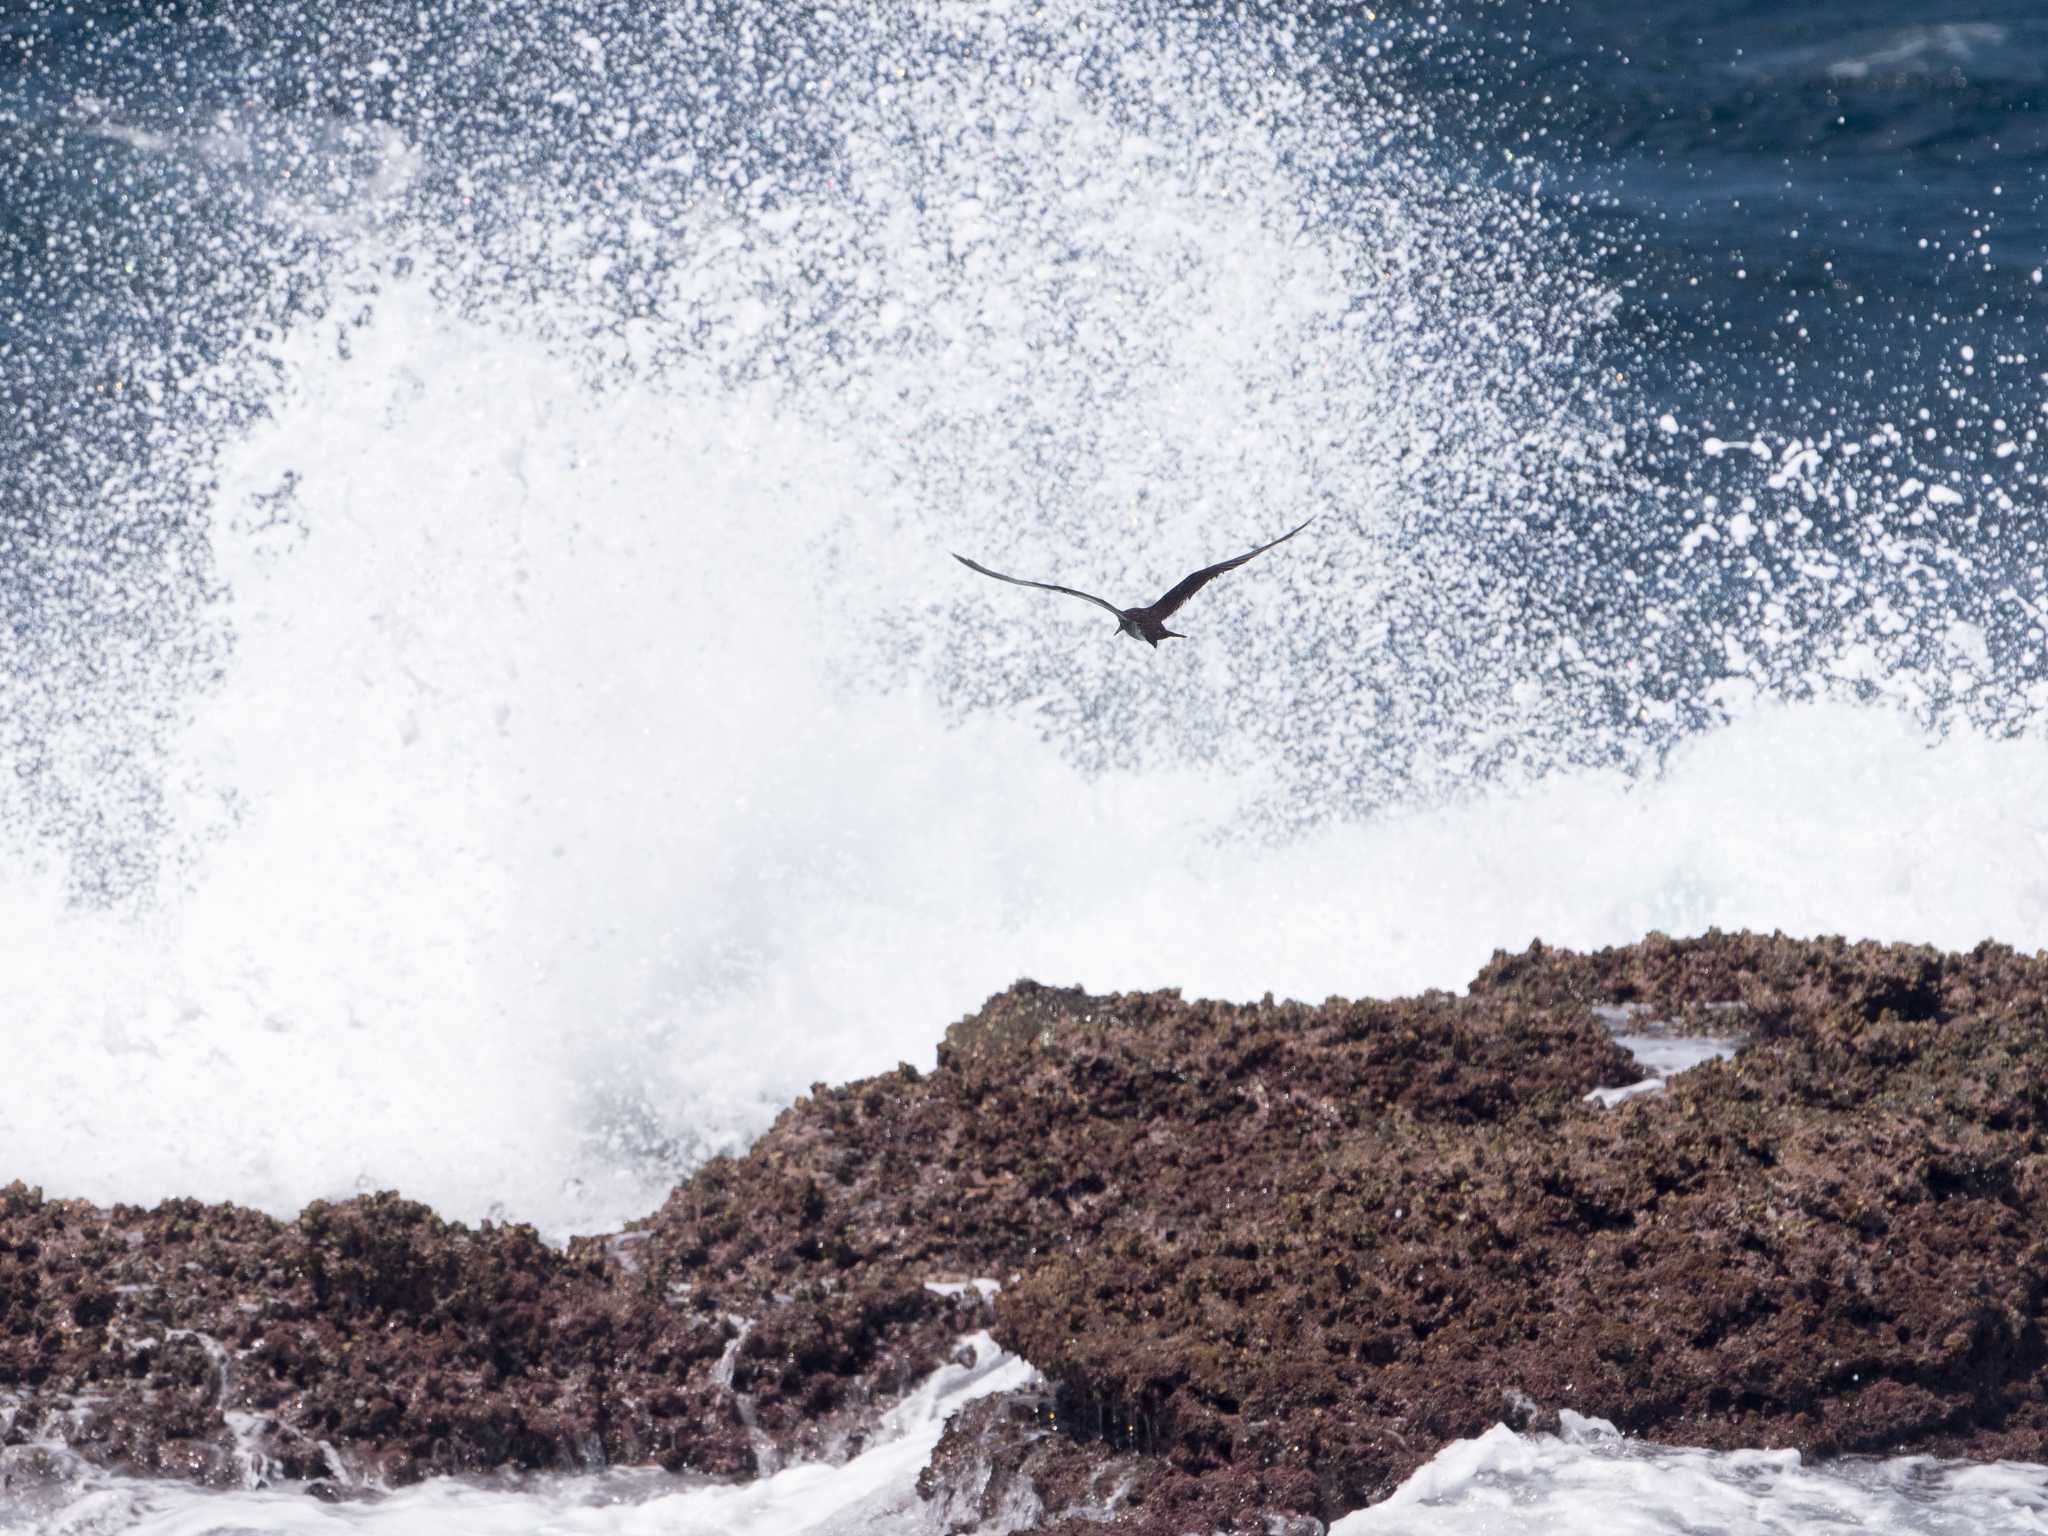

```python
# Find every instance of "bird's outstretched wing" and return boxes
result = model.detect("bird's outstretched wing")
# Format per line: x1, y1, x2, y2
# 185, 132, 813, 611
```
953, 553, 1125, 618
1144, 516, 1315, 619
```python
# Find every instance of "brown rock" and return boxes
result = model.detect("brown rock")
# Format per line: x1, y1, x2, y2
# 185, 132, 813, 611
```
7, 933, 2048, 1533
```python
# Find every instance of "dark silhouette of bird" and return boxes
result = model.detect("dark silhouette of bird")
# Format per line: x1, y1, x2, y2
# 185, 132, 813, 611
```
953, 517, 1315, 647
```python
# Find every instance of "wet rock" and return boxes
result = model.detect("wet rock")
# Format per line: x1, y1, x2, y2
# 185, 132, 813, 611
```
0, 1179, 981, 1491
8, 933, 2048, 1532
980, 934, 2048, 1527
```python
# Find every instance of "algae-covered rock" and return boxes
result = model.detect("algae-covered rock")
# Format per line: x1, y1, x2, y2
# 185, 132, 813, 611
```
7, 933, 2048, 1533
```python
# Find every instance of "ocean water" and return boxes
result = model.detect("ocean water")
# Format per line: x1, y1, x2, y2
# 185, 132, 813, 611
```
6, 1331, 1042, 1533
4, 0, 2048, 1527
19, 1347, 2048, 1536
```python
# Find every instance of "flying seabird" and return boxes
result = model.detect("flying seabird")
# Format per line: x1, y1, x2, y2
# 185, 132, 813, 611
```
953, 516, 1315, 648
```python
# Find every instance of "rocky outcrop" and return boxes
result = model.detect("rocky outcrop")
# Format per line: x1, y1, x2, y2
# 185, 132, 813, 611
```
0, 1176, 979, 1494
7, 933, 2048, 1531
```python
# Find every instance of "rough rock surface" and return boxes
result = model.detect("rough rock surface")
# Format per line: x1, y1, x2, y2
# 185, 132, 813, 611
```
7, 933, 2048, 1531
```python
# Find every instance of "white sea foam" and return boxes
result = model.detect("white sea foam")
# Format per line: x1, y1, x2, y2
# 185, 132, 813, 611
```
19, 1390, 2048, 1534
0, 0, 1632, 1234
2, 0, 2045, 1250
11, 411, 2048, 1235
6, 247, 2048, 1233
11, 1332, 1038, 1535
1824, 24, 2010, 83
1337, 1412, 2048, 1535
